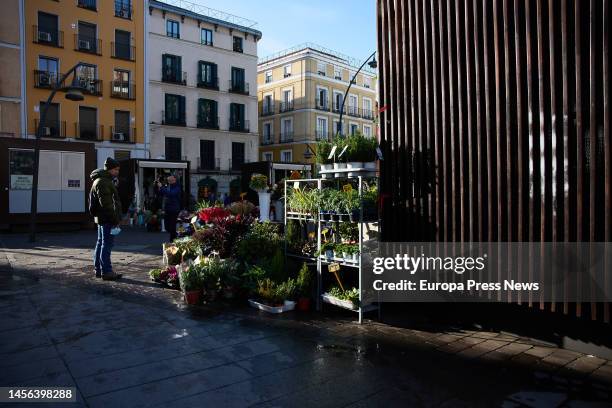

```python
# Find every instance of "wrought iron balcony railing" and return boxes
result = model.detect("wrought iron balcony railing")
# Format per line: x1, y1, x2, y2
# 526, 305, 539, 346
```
315, 98, 330, 111
162, 110, 186, 126
34, 119, 66, 138
197, 76, 218, 90
197, 157, 221, 171
33, 26, 63, 48
110, 126, 136, 143
279, 131, 294, 143
228, 80, 249, 95
110, 80, 135, 99
114, 1, 133, 19
162, 70, 187, 85
111, 42, 135, 61
34, 70, 62, 89
74, 34, 102, 55
261, 104, 275, 116
197, 115, 219, 130
75, 122, 103, 141
229, 119, 249, 132
279, 101, 294, 113
77, 0, 97, 11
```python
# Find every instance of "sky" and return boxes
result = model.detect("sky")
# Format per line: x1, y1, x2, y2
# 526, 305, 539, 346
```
184, 0, 377, 63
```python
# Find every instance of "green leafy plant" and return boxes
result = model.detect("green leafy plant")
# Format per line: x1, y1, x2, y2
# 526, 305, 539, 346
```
346, 131, 377, 163
296, 263, 313, 298
341, 189, 360, 214
320, 188, 344, 213
180, 265, 202, 292
241, 264, 268, 295
236, 221, 282, 263
229, 200, 255, 216
249, 173, 269, 191
327, 286, 360, 308
315, 139, 333, 165
338, 222, 359, 242
315, 242, 336, 257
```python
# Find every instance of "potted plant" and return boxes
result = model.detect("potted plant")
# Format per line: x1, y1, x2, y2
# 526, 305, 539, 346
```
344, 243, 360, 263
180, 265, 202, 305
332, 137, 348, 178
295, 263, 313, 311
249, 173, 271, 222
316, 139, 333, 179
316, 242, 335, 260
342, 189, 360, 222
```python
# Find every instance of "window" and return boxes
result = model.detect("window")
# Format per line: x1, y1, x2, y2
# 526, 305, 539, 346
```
230, 67, 246, 93
112, 69, 132, 98
262, 152, 273, 161
233, 36, 243, 52
263, 122, 272, 143
348, 95, 358, 116
78, 106, 98, 140
281, 150, 292, 163
363, 125, 372, 137
281, 118, 293, 142
39, 102, 60, 137
115, 0, 132, 19
316, 117, 328, 140
350, 123, 359, 136
317, 61, 326, 76
201, 28, 213, 46
77, 21, 98, 53
281, 89, 292, 111
162, 54, 182, 83
37, 12, 60, 46
263, 94, 273, 114
265, 70, 272, 83
333, 92, 343, 112
114, 29, 131, 59
232, 142, 245, 170
113, 110, 130, 141
166, 20, 179, 39
334, 66, 342, 80
197, 99, 218, 129
78, 0, 96, 11
165, 137, 182, 161
37, 56, 58, 87
363, 98, 373, 119
317, 88, 328, 109
76, 63, 99, 94
164, 94, 185, 126
364, 77, 371, 88
229, 103, 246, 131
198, 61, 217, 88
283, 64, 291, 77
200, 140, 215, 170
333, 120, 341, 136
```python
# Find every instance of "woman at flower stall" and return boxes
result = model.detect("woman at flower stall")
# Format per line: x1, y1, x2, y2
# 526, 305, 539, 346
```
157, 174, 183, 242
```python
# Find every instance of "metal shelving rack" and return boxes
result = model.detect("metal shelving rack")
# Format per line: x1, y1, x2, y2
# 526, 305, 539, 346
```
283, 171, 379, 323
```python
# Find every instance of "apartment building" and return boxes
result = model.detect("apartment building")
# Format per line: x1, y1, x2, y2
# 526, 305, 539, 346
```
148, 0, 261, 198
257, 44, 377, 163
0, 0, 25, 138
24, 0, 146, 165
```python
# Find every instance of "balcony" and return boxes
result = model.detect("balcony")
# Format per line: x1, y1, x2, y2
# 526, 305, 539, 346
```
75, 122, 103, 141
279, 131, 294, 143
197, 157, 221, 172
110, 126, 136, 143
34, 70, 62, 89
74, 34, 102, 55
33, 26, 63, 48
260, 104, 275, 116
332, 102, 345, 114
261, 135, 275, 145
197, 76, 219, 90
347, 105, 360, 117
315, 98, 330, 111
362, 109, 374, 120
114, 1, 133, 19
77, 78, 103, 96
34, 119, 66, 138
229, 158, 247, 172
162, 111, 186, 126
228, 80, 249, 95
111, 42, 135, 61
279, 101, 294, 113
229, 119, 249, 133
197, 115, 219, 130
315, 130, 329, 141
162, 69, 187, 85
77, 0, 97, 11
110, 81, 135, 99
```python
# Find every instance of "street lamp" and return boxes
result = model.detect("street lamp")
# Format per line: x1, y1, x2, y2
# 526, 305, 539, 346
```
335, 51, 377, 140
29, 63, 85, 242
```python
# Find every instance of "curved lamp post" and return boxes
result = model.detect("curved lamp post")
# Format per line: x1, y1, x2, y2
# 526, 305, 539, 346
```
335, 51, 377, 140
29, 63, 85, 242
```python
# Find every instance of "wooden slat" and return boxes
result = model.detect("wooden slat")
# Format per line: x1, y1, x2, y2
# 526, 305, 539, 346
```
575, 0, 583, 317
604, 0, 610, 323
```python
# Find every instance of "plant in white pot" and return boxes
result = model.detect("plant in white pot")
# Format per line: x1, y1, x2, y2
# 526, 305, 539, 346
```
347, 131, 377, 177
249, 173, 271, 222
316, 139, 333, 179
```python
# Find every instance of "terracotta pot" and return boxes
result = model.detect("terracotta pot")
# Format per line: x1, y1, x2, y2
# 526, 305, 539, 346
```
297, 297, 311, 311
184, 290, 201, 305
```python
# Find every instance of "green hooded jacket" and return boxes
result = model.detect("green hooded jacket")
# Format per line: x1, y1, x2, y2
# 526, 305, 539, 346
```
90, 169, 122, 225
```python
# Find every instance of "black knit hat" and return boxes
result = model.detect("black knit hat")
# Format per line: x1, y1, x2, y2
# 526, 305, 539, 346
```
104, 157, 120, 170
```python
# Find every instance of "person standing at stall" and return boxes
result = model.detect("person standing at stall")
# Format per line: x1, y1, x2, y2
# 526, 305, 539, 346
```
157, 174, 182, 242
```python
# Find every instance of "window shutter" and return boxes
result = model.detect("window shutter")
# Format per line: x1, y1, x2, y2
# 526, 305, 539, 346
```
179, 96, 186, 122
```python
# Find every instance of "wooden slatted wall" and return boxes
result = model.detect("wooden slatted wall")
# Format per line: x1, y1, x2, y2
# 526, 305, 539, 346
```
377, 0, 610, 321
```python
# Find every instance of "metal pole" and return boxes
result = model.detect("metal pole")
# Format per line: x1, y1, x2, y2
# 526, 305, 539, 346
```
29, 64, 81, 242
335, 51, 376, 141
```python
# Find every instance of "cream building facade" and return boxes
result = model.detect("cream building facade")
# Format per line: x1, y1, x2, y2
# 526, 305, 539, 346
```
148, 0, 261, 198
257, 44, 377, 163
0, 0, 25, 138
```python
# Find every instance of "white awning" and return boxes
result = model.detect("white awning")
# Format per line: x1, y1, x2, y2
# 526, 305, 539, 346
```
271, 163, 311, 171
137, 161, 188, 169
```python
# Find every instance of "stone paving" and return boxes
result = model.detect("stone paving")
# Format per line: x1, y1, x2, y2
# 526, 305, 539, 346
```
1, 229, 611, 407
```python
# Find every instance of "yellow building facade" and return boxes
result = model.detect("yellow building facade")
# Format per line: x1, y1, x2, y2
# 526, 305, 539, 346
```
24, 0, 145, 164
0, 0, 24, 138
257, 44, 377, 163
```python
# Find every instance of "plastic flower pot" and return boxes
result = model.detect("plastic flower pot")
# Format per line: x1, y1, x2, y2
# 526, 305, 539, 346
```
364, 161, 377, 177
320, 163, 333, 179
347, 162, 364, 177
184, 289, 201, 305
325, 249, 334, 259
257, 191, 271, 222
297, 297, 311, 311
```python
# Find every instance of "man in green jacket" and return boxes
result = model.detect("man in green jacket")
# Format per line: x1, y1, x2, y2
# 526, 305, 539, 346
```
90, 158, 123, 280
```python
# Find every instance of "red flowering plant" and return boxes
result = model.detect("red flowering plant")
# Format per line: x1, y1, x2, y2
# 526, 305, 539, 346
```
197, 207, 230, 224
